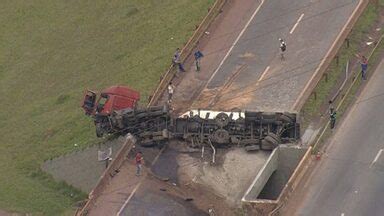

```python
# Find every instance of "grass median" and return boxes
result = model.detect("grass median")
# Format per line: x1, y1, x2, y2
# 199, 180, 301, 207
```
0, 0, 214, 214
300, 1, 384, 151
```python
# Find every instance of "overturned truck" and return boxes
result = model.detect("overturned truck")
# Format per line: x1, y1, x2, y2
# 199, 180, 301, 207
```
82, 86, 300, 151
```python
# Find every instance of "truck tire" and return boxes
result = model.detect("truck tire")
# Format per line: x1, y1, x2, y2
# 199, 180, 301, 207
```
279, 113, 295, 124
215, 112, 229, 127
95, 123, 104, 137
260, 139, 277, 151
264, 135, 280, 145
266, 133, 281, 143
245, 145, 260, 151
212, 129, 229, 144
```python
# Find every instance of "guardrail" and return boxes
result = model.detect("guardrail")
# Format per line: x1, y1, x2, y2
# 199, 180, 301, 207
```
312, 32, 384, 152
147, 0, 226, 107
76, 135, 136, 216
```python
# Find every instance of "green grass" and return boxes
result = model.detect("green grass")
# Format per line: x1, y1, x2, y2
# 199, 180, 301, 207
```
0, 0, 214, 214
305, 2, 384, 152
301, 2, 381, 129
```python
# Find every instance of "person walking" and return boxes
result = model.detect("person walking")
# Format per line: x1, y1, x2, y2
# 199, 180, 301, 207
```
172, 48, 186, 72
167, 82, 174, 104
135, 151, 143, 176
194, 49, 204, 72
360, 55, 368, 80
279, 38, 286, 60
330, 111, 337, 129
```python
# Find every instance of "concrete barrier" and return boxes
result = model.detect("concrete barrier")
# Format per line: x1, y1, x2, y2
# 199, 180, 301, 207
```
241, 146, 312, 215
268, 147, 312, 216
148, 0, 226, 107
242, 148, 279, 202
76, 134, 136, 216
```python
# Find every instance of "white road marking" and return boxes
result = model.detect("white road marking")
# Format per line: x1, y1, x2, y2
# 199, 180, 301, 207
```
291, 0, 365, 111
205, 0, 265, 85
116, 181, 143, 216
257, 66, 270, 82
290, 13, 305, 34
370, 149, 383, 168
116, 146, 166, 216
341, 213, 345, 216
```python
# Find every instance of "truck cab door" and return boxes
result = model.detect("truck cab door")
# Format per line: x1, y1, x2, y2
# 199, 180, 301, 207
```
82, 90, 97, 115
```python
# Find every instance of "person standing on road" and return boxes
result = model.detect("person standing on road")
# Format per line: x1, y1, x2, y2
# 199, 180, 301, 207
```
328, 100, 334, 115
167, 82, 174, 104
330, 111, 337, 129
194, 49, 204, 72
360, 55, 368, 80
135, 151, 144, 176
279, 38, 287, 60
172, 48, 186, 72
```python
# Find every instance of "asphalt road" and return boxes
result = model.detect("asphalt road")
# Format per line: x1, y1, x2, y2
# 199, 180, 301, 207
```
295, 59, 384, 216
193, 0, 360, 112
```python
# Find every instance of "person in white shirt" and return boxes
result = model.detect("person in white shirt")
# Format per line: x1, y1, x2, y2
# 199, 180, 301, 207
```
167, 82, 174, 104
279, 38, 286, 60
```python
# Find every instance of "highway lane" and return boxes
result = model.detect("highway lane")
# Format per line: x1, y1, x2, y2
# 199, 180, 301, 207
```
295, 59, 384, 216
193, 0, 360, 112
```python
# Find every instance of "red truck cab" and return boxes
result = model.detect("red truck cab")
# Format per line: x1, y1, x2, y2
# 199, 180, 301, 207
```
82, 86, 140, 116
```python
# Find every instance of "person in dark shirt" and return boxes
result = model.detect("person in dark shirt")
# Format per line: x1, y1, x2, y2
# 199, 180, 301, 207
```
360, 55, 368, 80
172, 48, 186, 72
194, 50, 204, 72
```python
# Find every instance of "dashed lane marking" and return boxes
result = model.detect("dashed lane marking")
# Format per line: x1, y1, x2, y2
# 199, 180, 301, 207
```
205, 0, 266, 86
257, 66, 270, 82
370, 149, 383, 168
290, 13, 305, 34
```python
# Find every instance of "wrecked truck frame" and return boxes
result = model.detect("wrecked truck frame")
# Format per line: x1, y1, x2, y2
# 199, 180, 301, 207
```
97, 106, 300, 152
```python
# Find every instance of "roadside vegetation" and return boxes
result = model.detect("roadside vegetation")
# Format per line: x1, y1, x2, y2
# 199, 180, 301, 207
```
300, 0, 384, 150
0, 0, 213, 214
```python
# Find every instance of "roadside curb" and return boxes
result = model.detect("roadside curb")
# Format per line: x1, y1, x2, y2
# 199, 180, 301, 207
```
76, 135, 136, 216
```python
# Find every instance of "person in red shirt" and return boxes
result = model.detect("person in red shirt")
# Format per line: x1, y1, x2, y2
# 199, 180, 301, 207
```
135, 151, 143, 176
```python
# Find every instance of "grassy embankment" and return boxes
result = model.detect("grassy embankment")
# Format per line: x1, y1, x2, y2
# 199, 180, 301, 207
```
0, 0, 213, 214
301, 1, 384, 133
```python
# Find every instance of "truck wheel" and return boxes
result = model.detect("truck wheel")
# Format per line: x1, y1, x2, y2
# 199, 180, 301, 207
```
264, 135, 280, 145
95, 123, 104, 137
260, 140, 277, 151
266, 133, 281, 143
279, 113, 295, 124
245, 145, 260, 151
215, 112, 229, 127
212, 129, 229, 144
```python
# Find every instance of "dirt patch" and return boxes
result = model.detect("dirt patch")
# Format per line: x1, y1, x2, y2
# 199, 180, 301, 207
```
176, 147, 270, 206
42, 136, 126, 193
0, 210, 11, 216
